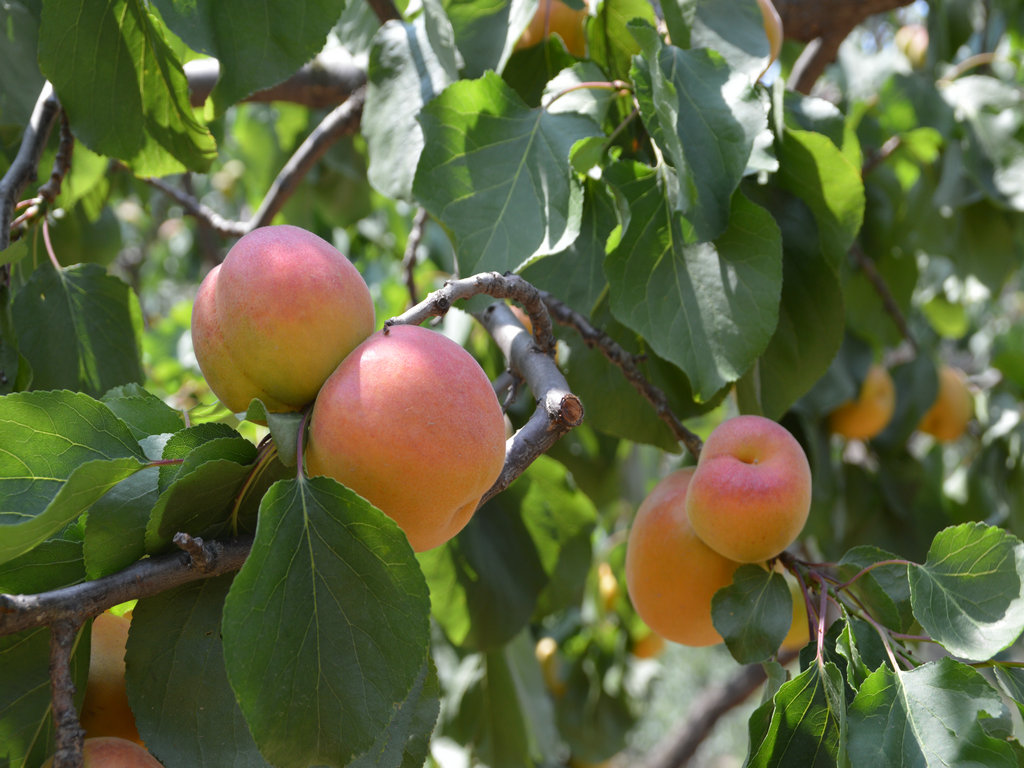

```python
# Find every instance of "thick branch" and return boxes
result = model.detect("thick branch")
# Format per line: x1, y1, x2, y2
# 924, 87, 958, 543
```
184, 49, 367, 109
774, 0, 916, 44
540, 292, 703, 460
49, 619, 85, 768
0, 535, 252, 636
0, 82, 60, 251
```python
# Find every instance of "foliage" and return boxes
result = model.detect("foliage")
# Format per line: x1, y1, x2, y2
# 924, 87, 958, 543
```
3, 0, 1024, 766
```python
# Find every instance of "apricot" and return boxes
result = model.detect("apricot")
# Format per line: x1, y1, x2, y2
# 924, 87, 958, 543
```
515, 0, 588, 57
780, 574, 811, 652
625, 468, 742, 647
828, 363, 896, 440
895, 23, 929, 69
597, 562, 619, 613
42, 737, 162, 767
918, 365, 972, 442
79, 611, 142, 745
535, 636, 566, 697
631, 630, 665, 659
191, 225, 374, 414
305, 324, 507, 552
686, 415, 811, 564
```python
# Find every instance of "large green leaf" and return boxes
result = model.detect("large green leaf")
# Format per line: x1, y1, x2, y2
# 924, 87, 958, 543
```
443, 0, 535, 78
0, 520, 85, 594
0, 0, 44, 129
0, 627, 89, 768
11, 264, 144, 397
38, 0, 216, 175
152, 0, 343, 111
712, 565, 791, 664
221, 477, 431, 768
0, 390, 145, 565
84, 466, 160, 579
101, 383, 185, 442
837, 545, 915, 635
909, 522, 1024, 661
690, 0, 774, 82
413, 71, 601, 274
364, 8, 458, 200
127, 577, 272, 768
604, 163, 782, 401
746, 661, 844, 768
630, 22, 769, 241
847, 658, 1019, 767
587, 0, 656, 82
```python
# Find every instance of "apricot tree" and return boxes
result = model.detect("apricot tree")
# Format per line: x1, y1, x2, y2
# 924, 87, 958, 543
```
3, 0, 1024, 767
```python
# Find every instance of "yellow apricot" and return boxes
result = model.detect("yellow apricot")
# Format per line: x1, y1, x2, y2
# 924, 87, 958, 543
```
79, 612, 142, 745
631, 630, 665, 659
686, 415, 811, 564
516, 0, 588, 57
625, 468, 742, 647
535, 636, 567, 697
597, 562, 620, 613
828, 363, 896, 440
780, 575, 811, 652
191, 225, 374, 414
42, 737, 162, 768
918, 365, 972, 442
305, 325, 507, 552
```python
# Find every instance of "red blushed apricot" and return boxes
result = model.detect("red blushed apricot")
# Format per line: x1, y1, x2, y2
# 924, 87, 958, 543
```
686, 415, 811, 564
305, 324, 507, 552
191, 225, 375, 414
42, 737, 163, 767
625, 468, 742, 647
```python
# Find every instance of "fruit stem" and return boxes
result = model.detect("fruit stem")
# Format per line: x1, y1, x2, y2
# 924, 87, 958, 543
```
229, 438, 280, 535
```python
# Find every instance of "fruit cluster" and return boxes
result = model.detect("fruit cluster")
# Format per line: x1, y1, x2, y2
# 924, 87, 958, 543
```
191, 225, 508, 552
625, 415, 812, 648
827, 362, 973, 443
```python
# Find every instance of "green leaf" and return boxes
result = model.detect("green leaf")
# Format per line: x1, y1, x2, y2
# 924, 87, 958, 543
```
364, 12, 457, 200
588, 0, 657, 83
604, 163, 782, 400
245, 400, 303, 468
222, 477, 431, 768
993, 665, 1024, 722
909, 522, 1024, 661
0, 0, 45, 129
630, 22, 769, 240
101, 383, 185, 441
84, 466, 160, 579
690, 0, 774, 81
746, 661, 844, 768
413, 71, 602, 274
38, 0, 216, 174
0, 390, 145, 565
837, 545, 915, 634
127, 577, 273, 768
0, 626, 90, 768
713, 565, 792, 664
776, 127, 865, 268
443, 0, 535, 78
152, 0, 344, 112
11, 264, 144, 397
0, 520, 85, 594
847, 658, 1019, 767
144, 436, 257, 553
737, 189, 844, 419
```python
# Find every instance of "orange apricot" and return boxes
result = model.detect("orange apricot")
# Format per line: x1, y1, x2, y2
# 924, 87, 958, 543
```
42, 737, 162, 768
516, 0, 588, 57
918, 365, 972, 442
79, 611, 142, 745
828, 363, 896, 440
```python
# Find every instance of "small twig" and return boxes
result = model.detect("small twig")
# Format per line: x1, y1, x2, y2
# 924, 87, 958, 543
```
937, 52, 998, 85
862, 135, 902, 177
0, 82, 60, 250
849, 242, 917, 351
49, 618, 85, 768
540, 292, 704, 460
642, 650, 800, 768
401, 208, 430, 308
139, 174, 249, 237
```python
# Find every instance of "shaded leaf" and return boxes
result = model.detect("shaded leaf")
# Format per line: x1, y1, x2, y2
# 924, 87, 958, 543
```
713, 565, 791, 664
837, 545, 914, 635
102, 383, 185, 441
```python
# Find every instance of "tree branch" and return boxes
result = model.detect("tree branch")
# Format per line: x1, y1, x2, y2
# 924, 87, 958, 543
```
540, 292, 704, 460
49, 618, 85, 768
0, 82, 60, 251
849, 242, 916, 351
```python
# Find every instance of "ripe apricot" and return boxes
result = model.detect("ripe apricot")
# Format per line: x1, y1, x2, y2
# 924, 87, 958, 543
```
686, 415, 811, 564
42, 737, 162, 767
79, 611, 142, 745
191, 225, 375, 414
828, 363, 896, 440
918, 365, 972, 442
597, 562, 619, 613
625, 468, 742, 647
631, 630, 665, 659
516, 0, 588, 57
305, 324, 507, 552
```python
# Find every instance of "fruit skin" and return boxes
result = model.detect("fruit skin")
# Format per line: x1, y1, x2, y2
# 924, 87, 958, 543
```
686, 415, 811, 564
828, 363, 896, 440
79, 611, 142, 745
918, 365, 972, 442
597, 561, 620, 613
305, 324, 507, 552
625, 468, 742, 647
780, 574, 811, 652
516, 0, 588, 57
42, 737, 163, 768
535, 636, 567, 697
895, 23, 929, 69
191, 225, 375, 414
